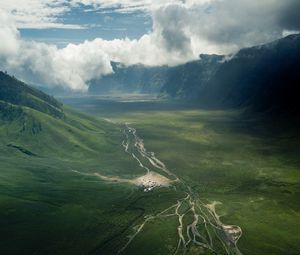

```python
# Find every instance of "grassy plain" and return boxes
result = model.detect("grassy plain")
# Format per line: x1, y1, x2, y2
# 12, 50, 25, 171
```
63, 95, 300, 255
0, 94, 299, 254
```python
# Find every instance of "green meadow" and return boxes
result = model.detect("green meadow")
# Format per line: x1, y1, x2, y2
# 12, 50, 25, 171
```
1, 95, 300, 254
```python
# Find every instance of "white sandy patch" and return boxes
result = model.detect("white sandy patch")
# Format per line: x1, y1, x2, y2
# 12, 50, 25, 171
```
133, 171, 171, 191
94, 171, 172, 192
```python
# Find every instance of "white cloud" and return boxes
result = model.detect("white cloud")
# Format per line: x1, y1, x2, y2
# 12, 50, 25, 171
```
0, 10, 20, 58
0, 9, 112, 91
0, 0, 83, 29
282, 30, 300, 37
0, 0, 210, 29
5, 40, 113, 91
1, 1, 299, 91
151, 0, 300, 56
69, 0, 211, 13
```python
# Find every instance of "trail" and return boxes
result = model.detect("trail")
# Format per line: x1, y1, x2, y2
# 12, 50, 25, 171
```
117, 124, 243, 255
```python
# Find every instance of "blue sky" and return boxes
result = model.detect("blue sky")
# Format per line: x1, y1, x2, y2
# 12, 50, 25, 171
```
19, 6, 152, 47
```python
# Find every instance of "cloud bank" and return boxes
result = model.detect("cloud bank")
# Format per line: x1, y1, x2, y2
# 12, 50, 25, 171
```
0, 0, 300, 91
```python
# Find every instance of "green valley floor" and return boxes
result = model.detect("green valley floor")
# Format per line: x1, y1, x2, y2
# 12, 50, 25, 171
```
1, 95, 299, 255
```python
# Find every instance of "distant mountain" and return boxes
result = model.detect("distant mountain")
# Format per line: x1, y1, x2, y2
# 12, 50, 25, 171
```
162, 54, 224, 98
88, 34, 300, 114
88, 62, 168, 94
0, 71, 64, 118
168, 33, 299, 114
199, 33, 300, 112
88, 56, 224, 96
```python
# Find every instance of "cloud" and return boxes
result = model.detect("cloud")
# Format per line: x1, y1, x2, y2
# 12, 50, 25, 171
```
0, 9, 112, 91
145, 0, 300, 58
153, 5, 192, 55
278, 0, 300, 31
0, 1, 210, 29
14, 41, 113, 91
0, 10, 20, 58
151, 0, 300, 56
0, 1, 79, 29
191, 1, 288, 48
1, 1, 300, 91
69, 0, 211, 13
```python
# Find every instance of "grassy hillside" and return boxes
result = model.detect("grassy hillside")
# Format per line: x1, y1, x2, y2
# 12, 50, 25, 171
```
0, 71, 64, 118
1, 105, 163, 255
0, 74, 149, 254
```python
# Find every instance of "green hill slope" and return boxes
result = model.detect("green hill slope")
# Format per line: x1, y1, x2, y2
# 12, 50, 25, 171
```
0, 71, 64, 118
0, 73, 144, 255
0, 72, 141, 176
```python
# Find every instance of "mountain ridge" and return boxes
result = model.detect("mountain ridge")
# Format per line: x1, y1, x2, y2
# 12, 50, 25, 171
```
0, 71, 64, 119
88, 33, 300, 114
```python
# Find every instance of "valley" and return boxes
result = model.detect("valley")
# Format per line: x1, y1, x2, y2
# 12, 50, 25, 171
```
0, 70, 299, 255
1, 2, 300, 255
115, 123, 243, 255
62, 95, 300, 255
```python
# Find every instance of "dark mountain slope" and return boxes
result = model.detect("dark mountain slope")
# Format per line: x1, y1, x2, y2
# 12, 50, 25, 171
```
0, 71, 64, 118
163, 54, 224, 98
88, 34, 300, 115
201, 33, 300, 112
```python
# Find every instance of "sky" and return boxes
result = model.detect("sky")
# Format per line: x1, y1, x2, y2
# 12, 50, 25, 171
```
0, 0, 299, 91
